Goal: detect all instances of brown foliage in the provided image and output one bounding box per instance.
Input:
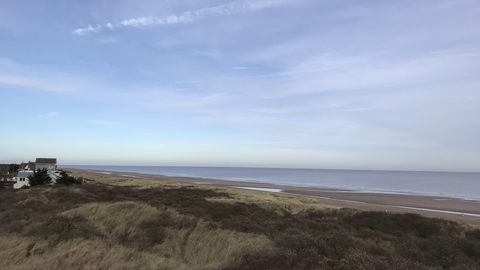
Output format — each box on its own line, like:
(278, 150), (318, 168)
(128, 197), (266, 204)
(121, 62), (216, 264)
(1, 182), (480, 269)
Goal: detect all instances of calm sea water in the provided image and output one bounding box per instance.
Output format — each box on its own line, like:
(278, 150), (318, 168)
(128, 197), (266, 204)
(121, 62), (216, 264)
(63, 165), (480, 201)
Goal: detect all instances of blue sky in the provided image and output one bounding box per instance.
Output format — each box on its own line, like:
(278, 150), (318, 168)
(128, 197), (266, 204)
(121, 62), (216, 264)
(1, 0), (479, 171)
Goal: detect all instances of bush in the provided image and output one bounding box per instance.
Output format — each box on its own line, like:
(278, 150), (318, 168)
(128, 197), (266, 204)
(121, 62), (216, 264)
(344, 211), (459, 239)
(2, 179), (480, 269)
(28, 169), (52, 186)
(466, 229), (480, 241)
(56, 171), (81, 186)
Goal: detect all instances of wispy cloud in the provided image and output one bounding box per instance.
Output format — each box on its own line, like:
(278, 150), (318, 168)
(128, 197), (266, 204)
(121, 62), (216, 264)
(72, 24), (102, 36)
(0, 74), (75, 92)
(120, 0), (292, 27)
(0, 58), (109, 94)
(238, 50), (480, 98)
(72, 0), (294, 35)
(105, 23), (115, 30)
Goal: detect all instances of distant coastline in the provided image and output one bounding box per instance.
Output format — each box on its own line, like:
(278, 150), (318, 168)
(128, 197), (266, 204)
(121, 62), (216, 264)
(63, 165), (480, 201)
(65, 168), (480, 225)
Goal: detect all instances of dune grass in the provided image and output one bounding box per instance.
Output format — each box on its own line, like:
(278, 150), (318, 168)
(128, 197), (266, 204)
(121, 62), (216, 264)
(66, 169), (188, 189)
(1, 171), (480, 269)
(67, 168), (329, 215)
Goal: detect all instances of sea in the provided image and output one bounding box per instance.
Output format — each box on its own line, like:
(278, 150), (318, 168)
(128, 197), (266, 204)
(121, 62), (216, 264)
(63, 166), (480, 201)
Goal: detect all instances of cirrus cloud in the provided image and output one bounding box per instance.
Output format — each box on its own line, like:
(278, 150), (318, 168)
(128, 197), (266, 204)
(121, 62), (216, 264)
(72, 0), (295, 35)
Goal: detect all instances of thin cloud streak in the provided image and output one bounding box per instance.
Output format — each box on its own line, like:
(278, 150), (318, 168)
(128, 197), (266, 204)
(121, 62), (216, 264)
(246, 51), (480, 98)
(0, 74), (75, 92)
(72, 24), (102, 36)
(72, 0), (294, 35)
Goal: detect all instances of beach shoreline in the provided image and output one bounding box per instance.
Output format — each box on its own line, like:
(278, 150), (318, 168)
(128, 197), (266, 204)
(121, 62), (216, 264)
(64, 168), (480, 225)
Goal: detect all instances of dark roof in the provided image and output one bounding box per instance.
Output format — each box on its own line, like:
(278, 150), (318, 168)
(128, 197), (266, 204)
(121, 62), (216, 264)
(17, 171), (34, 178)
(35, 158), (57, 164)
(19, 162), (36, 169)
(1, 174), (16, 178)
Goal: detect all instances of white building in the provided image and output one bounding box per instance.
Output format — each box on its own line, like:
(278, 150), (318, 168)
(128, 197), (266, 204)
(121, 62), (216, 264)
(35, 158), (57, 172)
(13, 171), (34, 189)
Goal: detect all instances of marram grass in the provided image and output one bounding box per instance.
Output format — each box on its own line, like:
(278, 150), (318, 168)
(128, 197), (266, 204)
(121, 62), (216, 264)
(0, 171), (479, 269)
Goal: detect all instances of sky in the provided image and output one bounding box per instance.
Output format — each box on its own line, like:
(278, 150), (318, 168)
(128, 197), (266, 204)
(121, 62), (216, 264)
(1, 0), (479, 171)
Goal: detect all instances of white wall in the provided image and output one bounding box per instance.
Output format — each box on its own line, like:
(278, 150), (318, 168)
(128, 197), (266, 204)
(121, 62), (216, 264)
(13, 177), (30, 189)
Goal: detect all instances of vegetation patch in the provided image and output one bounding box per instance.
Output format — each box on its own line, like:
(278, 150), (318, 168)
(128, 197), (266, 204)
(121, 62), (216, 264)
(1, 177), (480, 269)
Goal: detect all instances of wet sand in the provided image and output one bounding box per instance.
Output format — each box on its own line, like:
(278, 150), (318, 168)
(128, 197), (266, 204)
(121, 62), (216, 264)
(67, 168), (480, 225)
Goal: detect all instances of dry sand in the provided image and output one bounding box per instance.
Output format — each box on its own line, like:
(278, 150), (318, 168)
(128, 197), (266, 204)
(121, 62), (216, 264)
(68, 168), (480, 225)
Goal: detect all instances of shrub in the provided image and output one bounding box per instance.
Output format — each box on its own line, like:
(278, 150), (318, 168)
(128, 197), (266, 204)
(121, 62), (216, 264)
(56, 171), (81, 186)
(28, 169), (51, 186)
(344, 211), (459, 239)
(2, 179), (480, 269)
(274, 229), (328, 255)
(466, 229), (480, 241)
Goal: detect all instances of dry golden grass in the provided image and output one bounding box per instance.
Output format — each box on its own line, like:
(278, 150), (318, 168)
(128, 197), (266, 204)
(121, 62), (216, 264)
(67, 170), (166, 188)
(0, 236), (188, 270)
(182, 221), (272, 268)
(0, 198), (273, 270)
(67, 169), (193, 189)
(67, 168), (333, 214)
(59, 201), (272, 269)
(5, 170), (477, 269)
(0, 231), (271, 270)
(206, 188), (333, 214)
(62, 202), (160, 236)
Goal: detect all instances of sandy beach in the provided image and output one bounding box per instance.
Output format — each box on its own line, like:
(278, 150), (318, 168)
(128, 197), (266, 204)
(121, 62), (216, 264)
(67, 168), (480, 225)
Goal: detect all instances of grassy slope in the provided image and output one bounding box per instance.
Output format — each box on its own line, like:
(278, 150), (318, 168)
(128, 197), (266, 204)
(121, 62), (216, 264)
(0, 172), (479, 270)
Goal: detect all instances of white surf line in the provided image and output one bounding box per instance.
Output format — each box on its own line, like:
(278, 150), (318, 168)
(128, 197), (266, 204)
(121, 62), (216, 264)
(234, 187), (284, 193)
(282, 191), (369, 205)
(120, 174), (149, 179)
(281, 192), (480, 218)
(392, 206), (480, 218)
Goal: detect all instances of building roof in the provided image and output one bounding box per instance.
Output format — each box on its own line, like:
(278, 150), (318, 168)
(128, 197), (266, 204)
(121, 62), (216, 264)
(35, 158), (57, 164)
(17, 171), (34, 178)
(19, 162), (36, 169)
